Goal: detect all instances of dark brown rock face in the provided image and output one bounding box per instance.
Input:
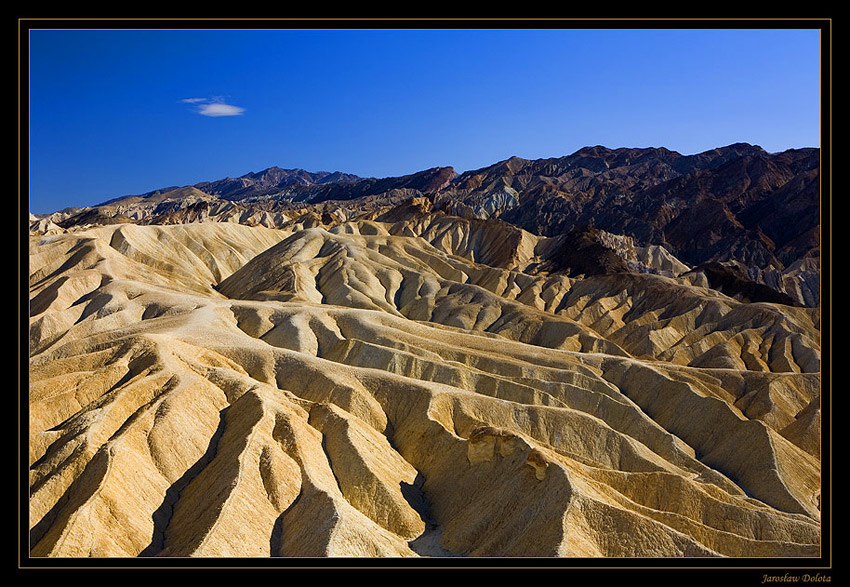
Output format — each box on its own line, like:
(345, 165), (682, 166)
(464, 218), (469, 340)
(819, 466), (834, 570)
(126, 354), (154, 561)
(536, 226), (632, 277)
(466, 144), (819, 273)
(686, 261), (800, 306)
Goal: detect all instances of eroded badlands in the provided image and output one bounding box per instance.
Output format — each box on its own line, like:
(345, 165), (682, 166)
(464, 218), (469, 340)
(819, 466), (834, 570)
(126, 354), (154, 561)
(27, 212), (822, 558)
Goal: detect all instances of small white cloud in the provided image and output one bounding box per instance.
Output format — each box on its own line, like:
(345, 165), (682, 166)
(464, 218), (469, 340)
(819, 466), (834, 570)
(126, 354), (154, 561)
(180, 97), (245, 117)
(198, 102), (245, 117)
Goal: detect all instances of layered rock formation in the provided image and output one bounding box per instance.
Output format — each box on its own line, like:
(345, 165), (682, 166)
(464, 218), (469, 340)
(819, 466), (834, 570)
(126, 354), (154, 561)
(27, 191), (823, 558)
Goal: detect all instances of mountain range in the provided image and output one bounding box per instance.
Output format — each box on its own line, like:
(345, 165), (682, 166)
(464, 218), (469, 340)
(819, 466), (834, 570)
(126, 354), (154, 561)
(34, 142), (821, 307)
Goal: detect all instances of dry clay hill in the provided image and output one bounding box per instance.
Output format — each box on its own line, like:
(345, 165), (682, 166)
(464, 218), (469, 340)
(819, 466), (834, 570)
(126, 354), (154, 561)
(27, 147), (824, 559)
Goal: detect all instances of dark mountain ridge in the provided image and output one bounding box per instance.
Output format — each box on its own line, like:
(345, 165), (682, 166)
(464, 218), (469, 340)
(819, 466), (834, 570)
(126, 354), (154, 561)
(46, 142), (820, 306)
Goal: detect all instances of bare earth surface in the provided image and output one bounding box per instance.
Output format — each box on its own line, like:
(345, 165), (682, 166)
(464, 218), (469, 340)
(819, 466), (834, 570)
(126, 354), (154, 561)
(27, 208), (822, 558)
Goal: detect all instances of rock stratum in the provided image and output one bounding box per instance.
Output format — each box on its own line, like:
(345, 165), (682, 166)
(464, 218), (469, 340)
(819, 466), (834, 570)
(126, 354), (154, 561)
(26, 145), (825, 560)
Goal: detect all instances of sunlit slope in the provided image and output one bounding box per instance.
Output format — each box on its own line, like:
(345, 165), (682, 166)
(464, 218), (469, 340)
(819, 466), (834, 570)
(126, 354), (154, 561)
(28, 220), (821, 558)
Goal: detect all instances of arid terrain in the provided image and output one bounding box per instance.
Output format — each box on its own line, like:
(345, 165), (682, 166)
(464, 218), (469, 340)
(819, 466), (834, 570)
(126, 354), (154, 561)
(26, 144), (824, 559)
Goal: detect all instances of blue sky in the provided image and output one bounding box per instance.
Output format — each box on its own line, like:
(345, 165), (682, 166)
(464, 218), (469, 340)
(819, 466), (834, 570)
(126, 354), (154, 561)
(28, 26), (824, 214)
